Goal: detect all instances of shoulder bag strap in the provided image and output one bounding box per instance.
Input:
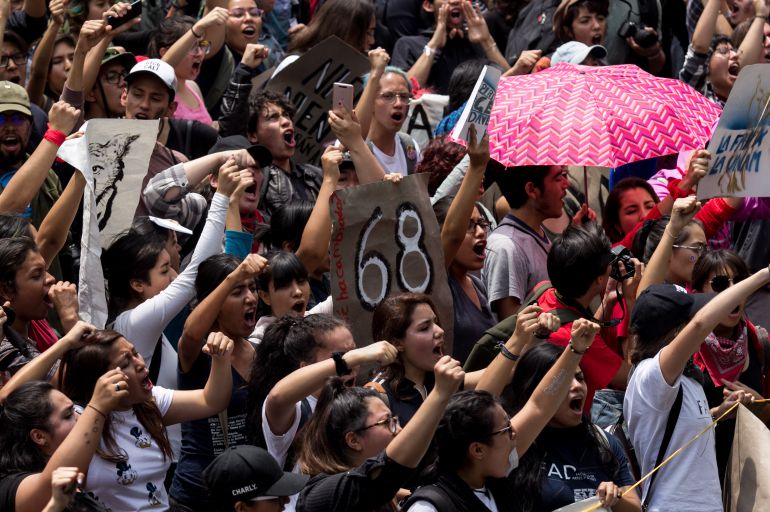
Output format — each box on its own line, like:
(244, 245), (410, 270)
(148, 335), (163, 386)
(642, 385), (683, 510)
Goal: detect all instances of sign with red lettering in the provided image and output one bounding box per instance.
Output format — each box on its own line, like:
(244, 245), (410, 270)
(266, 36), (369, 165)
(330, 174), (454, 350)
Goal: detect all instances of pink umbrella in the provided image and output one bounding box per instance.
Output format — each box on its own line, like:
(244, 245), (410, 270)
(488, 63), (722, 168)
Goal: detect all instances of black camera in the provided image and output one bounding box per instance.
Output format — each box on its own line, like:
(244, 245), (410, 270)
(617, 20), (658, 49)
(610, 245), (635, 281)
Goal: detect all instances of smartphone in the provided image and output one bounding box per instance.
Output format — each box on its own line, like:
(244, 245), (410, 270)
(107, 0), (142, 29)
(332, 82), (354, 113)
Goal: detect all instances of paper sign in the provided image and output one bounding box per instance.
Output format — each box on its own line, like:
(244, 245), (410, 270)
(551, 496), (609, 512)
(266, 36), (369, 165)
(698, 65), (770, 200)
(57, 119), (158, 328)
(400, 93), (448, 149)
(329, 173), (454, 350)
(449, 65), (502, 144)
(724, 404), (770, 511)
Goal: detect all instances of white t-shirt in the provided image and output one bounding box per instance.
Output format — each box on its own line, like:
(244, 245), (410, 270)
(370, 134), (421, 176)
(249, 296), (333, 344)
(80, 386), (175, 511)
(624, 353), (721, 511)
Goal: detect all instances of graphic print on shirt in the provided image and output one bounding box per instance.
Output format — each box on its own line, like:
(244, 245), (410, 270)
(146, 482), (161, 505)
(546, 463), (600, 502)
(116, 460), (138, 485)
(130, 426), (152, 448)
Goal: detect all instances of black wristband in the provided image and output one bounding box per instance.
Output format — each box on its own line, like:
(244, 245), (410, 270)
(569, 341), (587, 355)
(497, 342), (520, 362)
(332, 351), (351, 376)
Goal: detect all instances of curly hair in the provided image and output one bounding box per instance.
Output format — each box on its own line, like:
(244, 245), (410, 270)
(414, 137), (467, 195)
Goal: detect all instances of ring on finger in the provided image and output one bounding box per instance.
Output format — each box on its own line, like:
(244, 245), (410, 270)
(115, 383), (121, 391)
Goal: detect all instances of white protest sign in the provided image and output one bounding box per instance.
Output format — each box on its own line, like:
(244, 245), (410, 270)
(449, 65), (502, 144)
(57, 119), (158, 327)
(400, 93), (448, 149)
(698, 65), (770, 200)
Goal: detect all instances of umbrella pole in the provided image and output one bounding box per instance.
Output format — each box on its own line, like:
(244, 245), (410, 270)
(583, 165), (588, 208)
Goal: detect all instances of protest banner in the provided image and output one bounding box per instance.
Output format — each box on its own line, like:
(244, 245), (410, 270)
(266, 36), (369, 165)
(724, 404), (770, 511)
(449, 65), (502, 144)
(400, 93), (448, 149)
(57, 119), (158, 327)
(699, 64), (770, 200)
(329, 173), (454, 350)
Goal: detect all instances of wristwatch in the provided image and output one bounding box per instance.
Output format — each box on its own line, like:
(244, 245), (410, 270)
(332, 352), (351, 376)
(423, 45), (439, 59)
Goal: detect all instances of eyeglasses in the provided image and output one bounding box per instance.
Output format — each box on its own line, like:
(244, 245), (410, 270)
(0, 113), (28, 126)
(0, 52), (26, 69)
(378, 91), (411, 104)
(673, 243), (707, 254)
(229, 6), (264, 18)
(102, 70), (128, 85)
(713, 45), (737, 56)
(467, 218), (491, 233)
(358, 415), (400, 434)
(710, 274), (747, 293)
(190, 40), (211, 55)
(489, 424), (515, 440)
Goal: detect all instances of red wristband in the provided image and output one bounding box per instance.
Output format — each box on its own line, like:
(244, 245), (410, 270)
(667, 178), (694, 199)
(44, 125), (66, 147)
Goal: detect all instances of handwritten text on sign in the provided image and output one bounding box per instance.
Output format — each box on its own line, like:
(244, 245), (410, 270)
(267, 36), (369, 165)
(330, 174), (454, 349)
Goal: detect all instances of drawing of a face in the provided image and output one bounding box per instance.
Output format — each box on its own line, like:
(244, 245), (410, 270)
(116, 460), (138, 485)
(130, 425), (152, 448)
(90, 133), (140, 231)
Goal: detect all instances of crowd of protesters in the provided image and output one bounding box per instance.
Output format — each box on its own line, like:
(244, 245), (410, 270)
(0, 0), (769, 510)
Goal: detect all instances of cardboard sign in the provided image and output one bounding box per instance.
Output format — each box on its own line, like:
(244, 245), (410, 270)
(57, 119), (158, 328)
(329, 173), (454, 350)
(724, 404), (770, 511)
(450, 65), (502, 144)
(400, 93), (448, 149)
(266, 36), (369, 165)
(699, 65), (770, 199)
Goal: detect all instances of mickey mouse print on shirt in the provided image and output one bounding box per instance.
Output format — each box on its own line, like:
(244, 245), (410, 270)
(116, 460), (138, 485)
(130, 426), (152, 448)
(146, 482), (162, 506)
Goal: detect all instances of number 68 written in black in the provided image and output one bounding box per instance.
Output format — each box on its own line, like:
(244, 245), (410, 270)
(354, 202), (434, 311)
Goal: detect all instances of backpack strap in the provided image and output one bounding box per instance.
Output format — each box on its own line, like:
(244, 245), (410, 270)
(643, 385), (683, 510)
(402, 484), (458, 511)
(396, 132), (418, 175)
(148, 336), (163, 386)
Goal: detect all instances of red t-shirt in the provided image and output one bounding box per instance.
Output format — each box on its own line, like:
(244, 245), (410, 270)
(536, 287), (623, 413)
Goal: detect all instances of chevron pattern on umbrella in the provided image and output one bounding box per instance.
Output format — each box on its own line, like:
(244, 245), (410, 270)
(488, 63), (723, 168)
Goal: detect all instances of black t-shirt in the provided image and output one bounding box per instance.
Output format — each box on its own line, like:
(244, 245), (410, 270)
(0, 472), (30, 511)
(448, 274), (497, 365)
(534, 426), (634, 510)
(167, 119), (220, 160)
(170, 353), (250, 508)
(391, 32), (485, 95)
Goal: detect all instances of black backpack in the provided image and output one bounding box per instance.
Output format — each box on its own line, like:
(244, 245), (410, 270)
(504, 0), (561, 65)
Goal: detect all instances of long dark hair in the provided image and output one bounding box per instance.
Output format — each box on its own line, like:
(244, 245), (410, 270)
(371, 293), (440, 399)
(289, 0), (374, 53)
(269, 202), (313, 251)
(297, 378), (381, 475)
(0, 381), (55, 476)
(631, 216), (703, 263)
(602, 177), (659, 243)
(508, 343), (620, 512)
(195, 254), (241, 303)
(58, 330), (173, 462)
(102, 230), (166, 320)
(434, 390), (499, 474)
(691, 249), (750, 292)
(245, 314), (347, 447)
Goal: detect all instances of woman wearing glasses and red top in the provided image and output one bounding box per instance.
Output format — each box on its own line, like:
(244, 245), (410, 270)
(691, 249), (770, 481)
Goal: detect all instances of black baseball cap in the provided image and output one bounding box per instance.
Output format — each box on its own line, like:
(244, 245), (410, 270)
(208, 135), (273, 168)
(203, 446), (308, 506)
(631, 284), (715, 341)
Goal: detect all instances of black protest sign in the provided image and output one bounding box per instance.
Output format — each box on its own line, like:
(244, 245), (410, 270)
(329, 174), (454, 350)
(267, 36), (369, 165)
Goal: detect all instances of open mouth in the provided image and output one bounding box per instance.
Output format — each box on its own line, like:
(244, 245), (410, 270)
(432, 343), (444, 356)
(1, 134), (20, 152)
(568, 396), (584, 413)
(591, 34), (602, 45)
(728, 61), (740, 78)
(472, 240), (486, 256)
(449, 7), (462, 24)
(134, 112), (149, 120)
(192, 61), (201, 73)
(142, 374), (153, 391)
(391, 112), (404, 122)
(242, 25), (257, 37)
(42, 293), (54, 309)
(283, 129), (296, 147)
(244, 307), (257, 328)
(291, 301), (306, 314)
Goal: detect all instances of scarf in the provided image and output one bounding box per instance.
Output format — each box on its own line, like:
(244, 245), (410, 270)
(694, 322), (749, 385)
(240, 210), (265, 254)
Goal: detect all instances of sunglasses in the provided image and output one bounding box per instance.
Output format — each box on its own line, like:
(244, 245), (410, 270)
(710, 274), (747, 293)
(0, 113), (28, 126)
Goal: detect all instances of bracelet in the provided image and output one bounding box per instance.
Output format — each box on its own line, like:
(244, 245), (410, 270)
(568, 341), (587, 355)
(755, 15), (768, 20)
(497, 341), (520, 362)
(87, 403), (107, 419)
(667, 178), (694, 200)
(44, 126), (66, 147)
(331, 351), (351, 376)
(191, 26), (203, 39)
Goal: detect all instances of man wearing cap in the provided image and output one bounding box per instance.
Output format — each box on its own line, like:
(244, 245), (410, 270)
(0, 82), (79, 229)
(83, 48), (137, 119)
(203, 445), (308, 512)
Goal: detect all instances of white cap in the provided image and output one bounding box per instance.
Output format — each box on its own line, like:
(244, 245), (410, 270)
(126, 59), (177, 99)
(551, 41), (607, 65)
(149, 216), (193, 235)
